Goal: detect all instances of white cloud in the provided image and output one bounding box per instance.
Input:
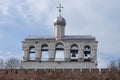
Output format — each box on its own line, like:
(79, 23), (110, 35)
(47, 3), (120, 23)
(16, 0), (51, 23)
(0, 0), (10, 15)
(0, 50), (21, 60)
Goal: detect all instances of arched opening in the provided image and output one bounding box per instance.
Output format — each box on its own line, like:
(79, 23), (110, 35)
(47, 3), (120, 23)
(84, 45), (91, 62)
(29, 46), (36, 60)
(55, 43), (64, 61)
(41, 44), (49, 61)
(70, 44), (78, 61)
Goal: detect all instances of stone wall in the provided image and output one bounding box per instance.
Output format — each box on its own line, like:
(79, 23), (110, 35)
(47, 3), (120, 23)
(0, 69), (119, 80)
(21, 61), (97, 69)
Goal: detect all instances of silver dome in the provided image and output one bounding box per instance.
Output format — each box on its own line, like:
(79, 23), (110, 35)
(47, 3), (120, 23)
(53, 16), (66, 26)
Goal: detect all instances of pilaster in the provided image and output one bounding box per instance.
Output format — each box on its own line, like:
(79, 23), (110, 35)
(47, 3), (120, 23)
(91, 47), (97, 61)
(35, 48), (41, 61)
(48, 44), (55, 61)
(22, 48), (29, 61)
(48, 49), (55, 61)
(78, 47), (84, 61)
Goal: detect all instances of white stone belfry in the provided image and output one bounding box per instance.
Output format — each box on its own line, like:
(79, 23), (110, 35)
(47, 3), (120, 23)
(21, 3), (98, 69)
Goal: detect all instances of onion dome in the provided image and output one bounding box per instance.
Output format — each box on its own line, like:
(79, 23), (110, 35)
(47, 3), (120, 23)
(53, 16), (66, 26)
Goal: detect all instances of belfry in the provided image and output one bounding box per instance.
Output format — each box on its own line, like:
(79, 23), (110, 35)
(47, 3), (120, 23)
(21, 3), (98, 69)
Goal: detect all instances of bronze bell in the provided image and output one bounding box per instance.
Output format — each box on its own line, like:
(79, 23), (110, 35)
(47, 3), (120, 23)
(72, 54), (76, 57)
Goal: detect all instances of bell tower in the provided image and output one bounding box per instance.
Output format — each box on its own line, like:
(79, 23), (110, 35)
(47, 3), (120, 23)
(53, 4), (66, 40)
(21, 2), (98, 69)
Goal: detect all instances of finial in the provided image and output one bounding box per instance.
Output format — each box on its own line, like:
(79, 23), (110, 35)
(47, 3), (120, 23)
(57, 3), (63, 16)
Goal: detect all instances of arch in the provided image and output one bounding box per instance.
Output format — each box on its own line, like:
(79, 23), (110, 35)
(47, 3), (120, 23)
(84, 45), (91, 51)
(41, 44), (49, 61)
(84, 45), (91, 62)
(29, 46), (36, 60)
(55, 43), (64, 61)
(70, 44), (78, 61)
(41, 44), (49, 51)
(56, 42), (64, 50)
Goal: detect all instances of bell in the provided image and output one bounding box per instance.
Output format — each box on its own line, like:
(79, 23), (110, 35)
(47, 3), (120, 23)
(72, 54), (76, 57)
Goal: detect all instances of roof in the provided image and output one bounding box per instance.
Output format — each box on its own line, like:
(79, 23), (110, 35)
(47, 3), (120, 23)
(25, 35), (55, 40)
(63, 35), (95, 40)
(25, 35), (95, 40)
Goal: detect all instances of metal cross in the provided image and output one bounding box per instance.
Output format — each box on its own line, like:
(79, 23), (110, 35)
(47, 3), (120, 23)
(57, 3), (63, 16)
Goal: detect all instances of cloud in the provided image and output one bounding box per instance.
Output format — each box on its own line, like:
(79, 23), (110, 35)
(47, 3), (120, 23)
(0, 0), (10, 15)
(0, 50), (21, 60)
(15, 0), (54, 25)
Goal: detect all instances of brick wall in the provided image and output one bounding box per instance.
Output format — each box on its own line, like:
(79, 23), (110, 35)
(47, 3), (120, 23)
(0, 69), (119, 80)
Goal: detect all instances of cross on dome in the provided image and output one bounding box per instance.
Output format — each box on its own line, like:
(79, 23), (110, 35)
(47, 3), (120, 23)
(57, 3), (63, 16)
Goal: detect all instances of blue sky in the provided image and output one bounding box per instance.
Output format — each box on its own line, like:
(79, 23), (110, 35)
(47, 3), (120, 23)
(0, 0), (120, 68)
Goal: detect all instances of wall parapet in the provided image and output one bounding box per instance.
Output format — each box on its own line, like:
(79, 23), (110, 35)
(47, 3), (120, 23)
(0, 69), (119, 80)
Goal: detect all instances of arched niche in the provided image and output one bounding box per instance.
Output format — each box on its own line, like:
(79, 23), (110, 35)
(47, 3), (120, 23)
(55, 43), (64, 61)
(70, 44), (78, 61)
(41, 44), (49, 61)
(84, 45), (91, 62)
